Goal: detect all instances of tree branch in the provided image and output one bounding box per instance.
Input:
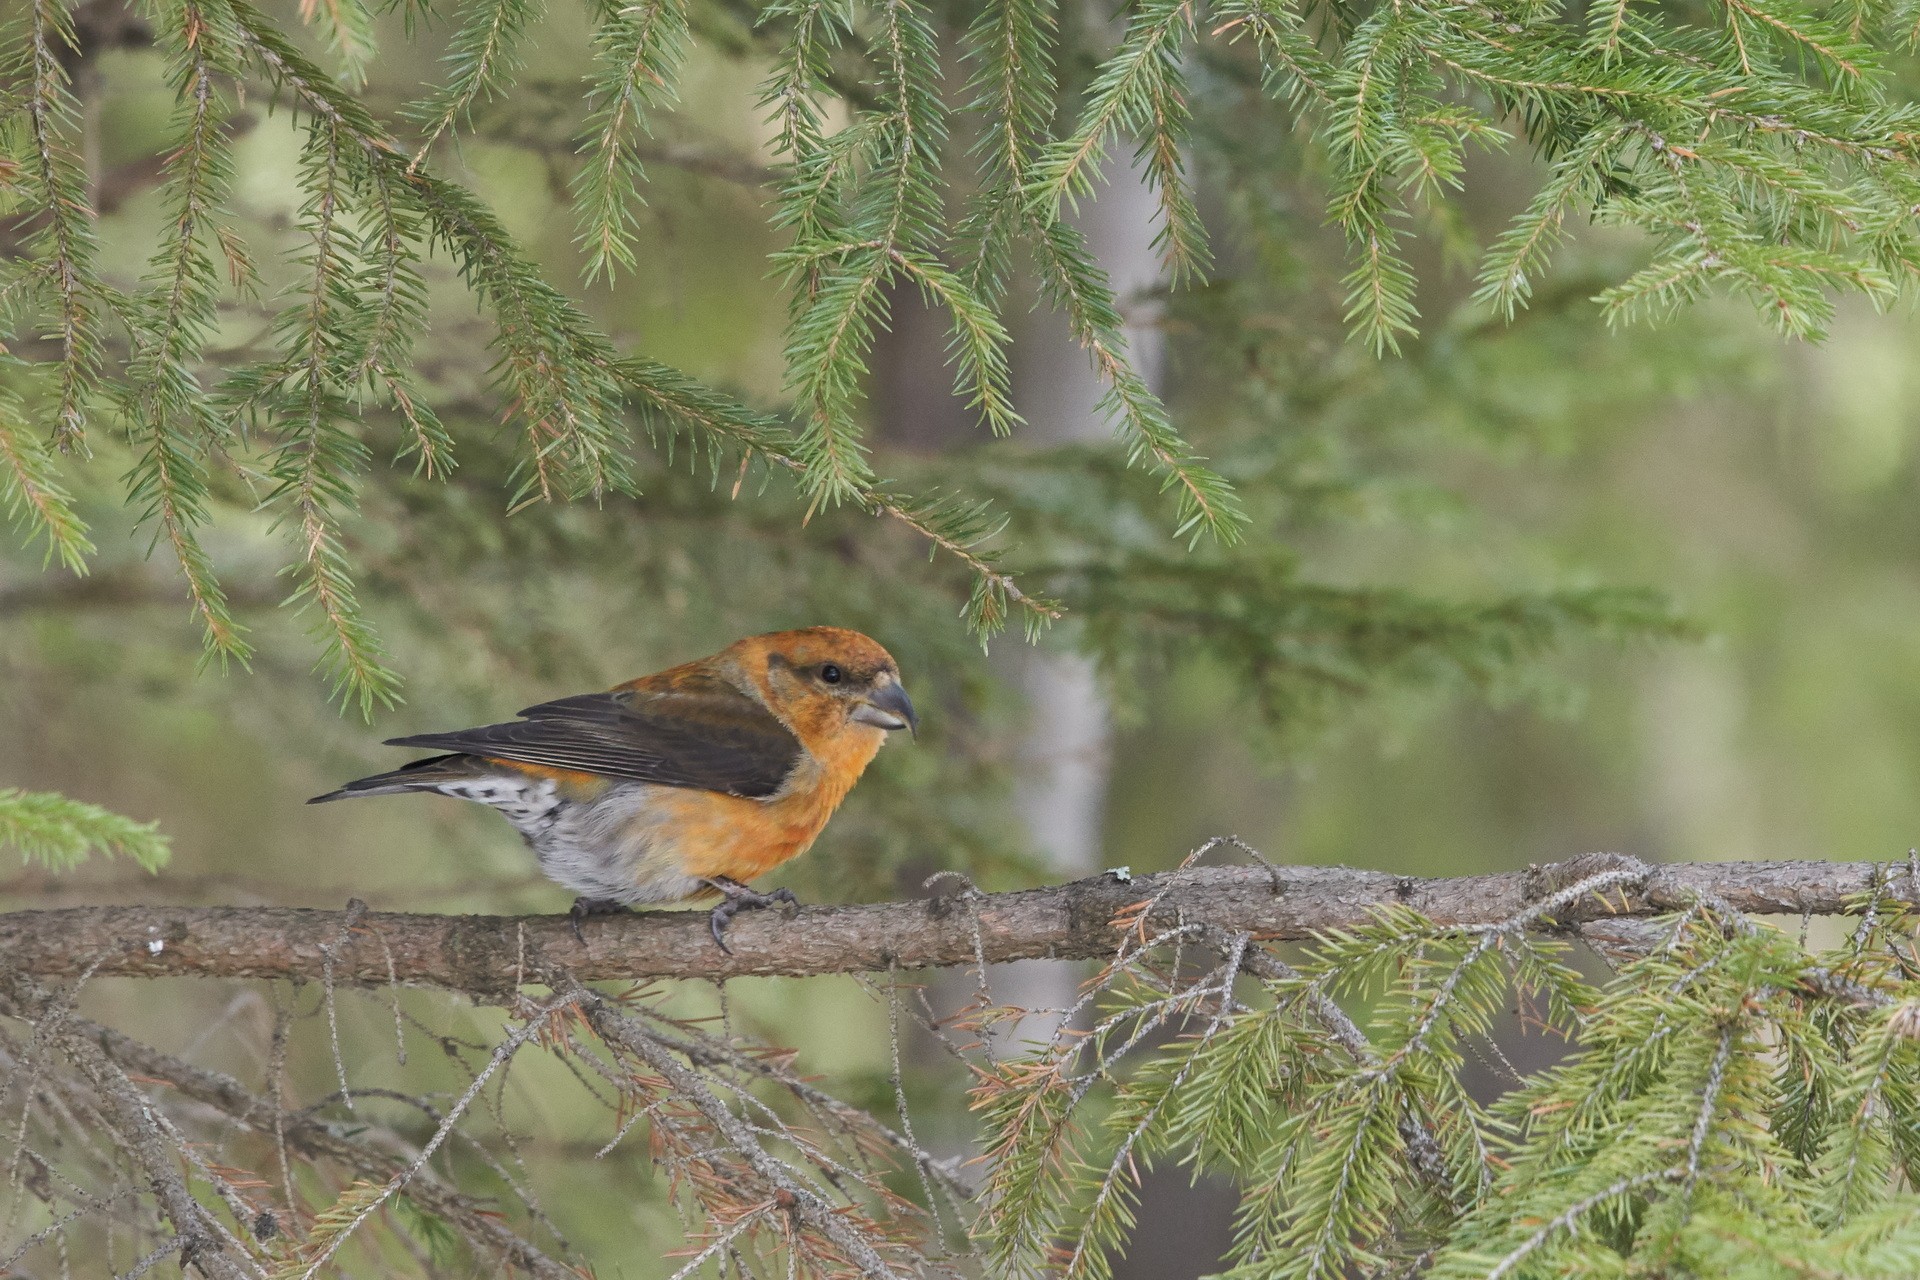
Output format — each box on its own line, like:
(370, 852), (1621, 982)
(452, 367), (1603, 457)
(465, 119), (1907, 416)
(34, 1001), (257, 1279)
(565, 979), (910, 1279)
(0, 972), (584, 1280)
(0, 856), (1900, 989)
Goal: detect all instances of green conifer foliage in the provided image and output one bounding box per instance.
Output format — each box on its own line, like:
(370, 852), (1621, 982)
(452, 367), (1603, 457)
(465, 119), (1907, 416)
(8, 0), (1908, 711)
(0, 787), (170, 871)
(974, 871), (1920, 1279)
(8, 2), (1920, 1274)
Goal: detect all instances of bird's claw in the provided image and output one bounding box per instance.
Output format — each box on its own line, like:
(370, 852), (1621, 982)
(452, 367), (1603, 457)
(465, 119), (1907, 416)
(703, 878), (800, 954)
(569, 896), (627, 945)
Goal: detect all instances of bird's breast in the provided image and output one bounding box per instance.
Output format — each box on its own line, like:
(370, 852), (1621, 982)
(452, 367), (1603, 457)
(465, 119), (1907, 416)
(642, 732), (880, 880)
(635, 788), (816, 880)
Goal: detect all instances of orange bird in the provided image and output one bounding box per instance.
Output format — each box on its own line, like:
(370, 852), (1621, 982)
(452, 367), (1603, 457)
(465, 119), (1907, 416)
(310, 627), (917, 949)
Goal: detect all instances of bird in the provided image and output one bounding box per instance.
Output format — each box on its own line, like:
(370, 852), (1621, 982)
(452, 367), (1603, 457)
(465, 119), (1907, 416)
(309, 627), (918, 950)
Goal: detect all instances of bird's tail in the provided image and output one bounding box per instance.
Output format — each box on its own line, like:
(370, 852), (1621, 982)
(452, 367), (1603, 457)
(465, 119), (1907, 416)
(307, 754), (484, 804)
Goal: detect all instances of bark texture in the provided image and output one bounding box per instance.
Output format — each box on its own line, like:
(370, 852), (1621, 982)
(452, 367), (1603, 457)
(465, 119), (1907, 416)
(0, 854), (1898, 989)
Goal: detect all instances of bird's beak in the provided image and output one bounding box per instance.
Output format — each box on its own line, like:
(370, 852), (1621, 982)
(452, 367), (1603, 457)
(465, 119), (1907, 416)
(851, 679), (919, 736)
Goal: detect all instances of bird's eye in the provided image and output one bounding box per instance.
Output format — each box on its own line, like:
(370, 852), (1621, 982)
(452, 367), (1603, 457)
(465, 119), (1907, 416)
(819, 663), (843, 685)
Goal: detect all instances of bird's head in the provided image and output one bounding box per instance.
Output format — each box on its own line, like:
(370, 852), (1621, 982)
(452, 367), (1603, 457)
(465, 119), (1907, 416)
(732, 627), (919, 742)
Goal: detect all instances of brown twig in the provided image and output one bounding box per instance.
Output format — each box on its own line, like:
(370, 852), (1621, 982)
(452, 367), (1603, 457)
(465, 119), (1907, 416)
(0, 973), (583, 1280)
(34, 1007), (257, 1279)
(564, 979), (911, 1280)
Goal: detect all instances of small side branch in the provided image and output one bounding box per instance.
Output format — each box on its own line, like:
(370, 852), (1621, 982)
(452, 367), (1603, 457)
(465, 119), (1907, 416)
(566, 980), (909, 1279)
(0, 973), (582, 1280)
(36, 1007), (256, 1279)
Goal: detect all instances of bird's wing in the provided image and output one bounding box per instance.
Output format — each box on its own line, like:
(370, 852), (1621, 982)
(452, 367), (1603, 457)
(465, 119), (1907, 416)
(384, 677), (802, 798)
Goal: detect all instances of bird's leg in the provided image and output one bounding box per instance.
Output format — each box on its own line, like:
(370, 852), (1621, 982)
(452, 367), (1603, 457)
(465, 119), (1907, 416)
(700, 877), (800, 954)
(569, 896), (628, 945)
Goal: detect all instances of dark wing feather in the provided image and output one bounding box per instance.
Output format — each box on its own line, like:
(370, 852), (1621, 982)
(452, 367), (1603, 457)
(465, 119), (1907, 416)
(384, 682), (801, 798)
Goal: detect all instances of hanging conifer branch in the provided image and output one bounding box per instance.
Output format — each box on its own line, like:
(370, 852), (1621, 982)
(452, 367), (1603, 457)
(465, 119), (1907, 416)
(1030, 0), (1208, 279)
(16, 0), (102, 456)
(0, 382), (91, 572)
(573, 0), (692, 281)
(266, 118), (399, 713)
(121, 0), (251, 667)
(345, 177), (448, 477)
(406, 0), (544, 165)
(301, 0), (378, 84)
(7, 0), (1920, 694)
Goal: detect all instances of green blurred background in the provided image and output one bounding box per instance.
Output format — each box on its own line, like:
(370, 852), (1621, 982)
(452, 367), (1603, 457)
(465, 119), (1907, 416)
(8, 1), (1920, 1273)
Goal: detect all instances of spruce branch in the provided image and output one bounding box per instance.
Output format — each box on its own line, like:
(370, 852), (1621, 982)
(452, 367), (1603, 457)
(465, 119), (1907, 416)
(0, 377), (91, 571)
(886, 251), (1021, 437)
(1478, 1168), (1682, 1280)
(979, 0), (1056, 177)
(231, 2), (632, 506)
(229, 0), (1030, 630)
(772, 0), (955, 509)
(260, 117), (400, 716)
(406, 0), (543, 166)
(0, 973), (585, 1278)
(1211, 0), (1336, 106)
(9, 855), (1920, 1280)
(572, 0), (691, 282)
(13, 0), (103, 454)
(613, 357), (1061, 635)
(346, 171), (449, 478)
(277, 992), (575, 1279)
(1028, 0), (1208, 279)
(1814, 999), (1913, 1223)
(758, 0), (851, 180)
(1029, 219), (1246, 544)
(952, 0), (1054, 313)
(297, 0), (377, 85)
(569, 979), (913, 1280)
(1058, 936), (1250, 1280)
(19, 0), (1920, 710)
(1476, 124), (1633, 319)
(121, 0), (252, 669)
(41, 1013), (257, 1280)
(0, 788), (170, 874)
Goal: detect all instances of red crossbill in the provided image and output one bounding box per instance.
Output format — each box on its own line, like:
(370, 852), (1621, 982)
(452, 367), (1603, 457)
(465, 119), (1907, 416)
(310, 627), (917, 949)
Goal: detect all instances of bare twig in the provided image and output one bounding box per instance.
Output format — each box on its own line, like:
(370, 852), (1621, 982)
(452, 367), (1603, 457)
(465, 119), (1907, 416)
(0, 974), (583, 1280)
(285, 992), (573, 1279)
(564, 979), (910, 1280)
(34, 1002), (256, 1279)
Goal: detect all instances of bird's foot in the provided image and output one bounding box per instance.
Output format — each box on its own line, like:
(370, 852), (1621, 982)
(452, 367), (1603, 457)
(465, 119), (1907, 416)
(701, 877), (800, 954)
(569, 896), (629, 945)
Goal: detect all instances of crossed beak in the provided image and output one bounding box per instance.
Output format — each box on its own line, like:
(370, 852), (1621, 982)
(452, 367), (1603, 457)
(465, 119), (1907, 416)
(851, 679), (919, 736)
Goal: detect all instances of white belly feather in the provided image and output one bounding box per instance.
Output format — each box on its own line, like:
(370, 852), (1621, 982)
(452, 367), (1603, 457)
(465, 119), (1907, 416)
(435, 775), (704, 905)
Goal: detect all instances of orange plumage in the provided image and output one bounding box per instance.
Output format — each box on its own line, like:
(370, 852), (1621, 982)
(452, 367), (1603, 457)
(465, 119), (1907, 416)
(311, 627), (917, 947)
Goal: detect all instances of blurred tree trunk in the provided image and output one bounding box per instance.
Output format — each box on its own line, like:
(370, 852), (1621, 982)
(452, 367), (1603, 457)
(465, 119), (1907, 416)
(876, 148), (1239, 1278)
(986, 160), (1164, 1039)
(875, 158), (1162, 1000)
